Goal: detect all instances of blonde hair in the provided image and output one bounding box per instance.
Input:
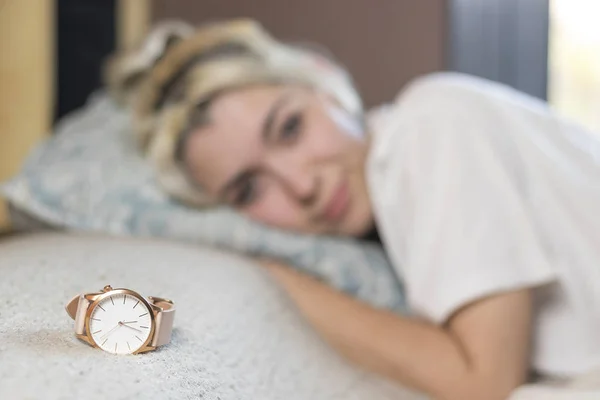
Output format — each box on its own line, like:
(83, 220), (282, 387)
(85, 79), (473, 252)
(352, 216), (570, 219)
(104, 19), (363, 206)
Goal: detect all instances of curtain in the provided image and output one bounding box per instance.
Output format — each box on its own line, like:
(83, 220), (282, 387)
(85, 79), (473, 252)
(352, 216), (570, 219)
(448, 0), (549, 100)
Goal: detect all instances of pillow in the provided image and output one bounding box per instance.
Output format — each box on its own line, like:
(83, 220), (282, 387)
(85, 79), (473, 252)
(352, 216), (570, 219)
(0, 233), (423, 399)
(0, 91), (407, 313)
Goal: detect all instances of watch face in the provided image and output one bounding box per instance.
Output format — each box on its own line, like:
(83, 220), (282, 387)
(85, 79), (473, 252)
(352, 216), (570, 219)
(88, 292), (153, 354)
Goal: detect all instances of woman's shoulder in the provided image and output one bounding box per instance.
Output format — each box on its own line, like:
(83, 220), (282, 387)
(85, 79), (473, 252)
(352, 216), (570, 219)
(392, 72), (541, 115)
(398, 71), (483, 97)
(366, 73), (487, 132)
(366, 72), (542, 190)
(367, 72), (554, 147)
(366, 73), (499, 146)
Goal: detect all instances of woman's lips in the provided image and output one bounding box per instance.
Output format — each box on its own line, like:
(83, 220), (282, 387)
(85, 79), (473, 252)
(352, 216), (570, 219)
(323, 180), (350, 223)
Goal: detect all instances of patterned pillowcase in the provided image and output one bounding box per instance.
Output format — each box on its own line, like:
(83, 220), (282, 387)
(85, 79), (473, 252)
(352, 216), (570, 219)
(1, 92), (407, 313)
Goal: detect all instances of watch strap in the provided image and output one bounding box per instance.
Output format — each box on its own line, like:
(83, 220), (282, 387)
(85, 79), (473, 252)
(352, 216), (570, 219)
(148, 296), (175, 347)
(65, 294), (81, 320)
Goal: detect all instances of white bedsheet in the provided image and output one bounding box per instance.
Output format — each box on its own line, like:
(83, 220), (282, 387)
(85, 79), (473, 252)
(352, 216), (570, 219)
(0, 233), (421, 400)
(0, 232), (596, 399)
(510, 367), (600, 399)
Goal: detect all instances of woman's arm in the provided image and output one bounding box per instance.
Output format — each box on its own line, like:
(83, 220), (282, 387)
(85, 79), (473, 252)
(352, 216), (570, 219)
(261, 260), (532, 400)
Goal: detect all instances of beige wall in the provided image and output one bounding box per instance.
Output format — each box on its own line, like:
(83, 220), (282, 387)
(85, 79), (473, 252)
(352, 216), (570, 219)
(0, 0), (55, 230)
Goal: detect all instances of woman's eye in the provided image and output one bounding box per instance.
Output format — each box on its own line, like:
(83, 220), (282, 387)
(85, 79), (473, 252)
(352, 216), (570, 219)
(279, 112), (303, 142)
(233, 178), (259, 207)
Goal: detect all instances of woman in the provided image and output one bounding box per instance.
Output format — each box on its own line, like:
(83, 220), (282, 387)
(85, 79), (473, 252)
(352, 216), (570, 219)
(108, 19), (600, 399)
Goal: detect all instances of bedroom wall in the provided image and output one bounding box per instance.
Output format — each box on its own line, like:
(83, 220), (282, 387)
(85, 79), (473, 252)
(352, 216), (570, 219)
(0, 0), (55, 231)
(151, 0), (448, 108)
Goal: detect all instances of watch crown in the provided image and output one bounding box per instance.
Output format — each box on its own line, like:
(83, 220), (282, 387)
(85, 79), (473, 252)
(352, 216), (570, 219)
(102, 285), (113, 292)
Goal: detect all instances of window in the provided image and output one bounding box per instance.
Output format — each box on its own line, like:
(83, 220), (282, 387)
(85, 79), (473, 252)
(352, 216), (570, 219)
(549, 0), (600, 132)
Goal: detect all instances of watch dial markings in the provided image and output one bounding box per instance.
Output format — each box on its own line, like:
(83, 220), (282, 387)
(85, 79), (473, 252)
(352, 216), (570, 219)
(90, 294), (152, 354)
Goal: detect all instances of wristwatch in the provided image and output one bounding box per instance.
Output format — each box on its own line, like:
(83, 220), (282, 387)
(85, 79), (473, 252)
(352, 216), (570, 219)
(65, 285), (175, 354)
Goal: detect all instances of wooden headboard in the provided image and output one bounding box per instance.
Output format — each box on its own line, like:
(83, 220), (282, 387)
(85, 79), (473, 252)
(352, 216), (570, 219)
(0, 0), (55, 231)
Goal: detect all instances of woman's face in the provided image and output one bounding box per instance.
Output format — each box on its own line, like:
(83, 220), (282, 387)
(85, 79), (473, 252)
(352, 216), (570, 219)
(182, 84), (374, 237)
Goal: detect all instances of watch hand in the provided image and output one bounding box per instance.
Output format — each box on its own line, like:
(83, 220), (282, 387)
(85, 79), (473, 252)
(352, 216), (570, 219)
(121, 321), (138, 324)
(120, 324), (143, 334)
(99, 323), (121, 342)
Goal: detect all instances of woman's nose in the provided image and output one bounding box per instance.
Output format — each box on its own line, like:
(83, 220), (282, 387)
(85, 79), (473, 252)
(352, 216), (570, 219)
(268, 159), (320, 205)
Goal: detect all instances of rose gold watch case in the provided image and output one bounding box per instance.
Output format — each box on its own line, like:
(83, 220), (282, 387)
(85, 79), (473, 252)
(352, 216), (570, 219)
(66, 286), (160, 354)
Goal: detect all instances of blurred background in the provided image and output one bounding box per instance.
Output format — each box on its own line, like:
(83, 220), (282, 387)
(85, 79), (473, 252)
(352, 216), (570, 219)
(0, 0), (599, 228)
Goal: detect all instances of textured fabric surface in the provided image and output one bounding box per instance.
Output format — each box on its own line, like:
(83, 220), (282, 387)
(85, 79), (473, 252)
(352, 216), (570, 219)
(0, 233), (423, 400)
(509, 367), (600, 400)
(0, 91), (406, 314)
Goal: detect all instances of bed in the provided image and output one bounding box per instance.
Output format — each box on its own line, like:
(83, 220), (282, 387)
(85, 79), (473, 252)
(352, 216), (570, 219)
(1, 1), (599, 399)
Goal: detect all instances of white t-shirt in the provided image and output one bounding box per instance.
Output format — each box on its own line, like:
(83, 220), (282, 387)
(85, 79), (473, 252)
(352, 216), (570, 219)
(366, 72), (600, 378)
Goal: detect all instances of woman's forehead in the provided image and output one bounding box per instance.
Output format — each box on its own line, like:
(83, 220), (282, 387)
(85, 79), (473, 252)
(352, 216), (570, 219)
(184, 87), (280, 192)
(212, 85), (304, 115)
(205, 86), (285, 149)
